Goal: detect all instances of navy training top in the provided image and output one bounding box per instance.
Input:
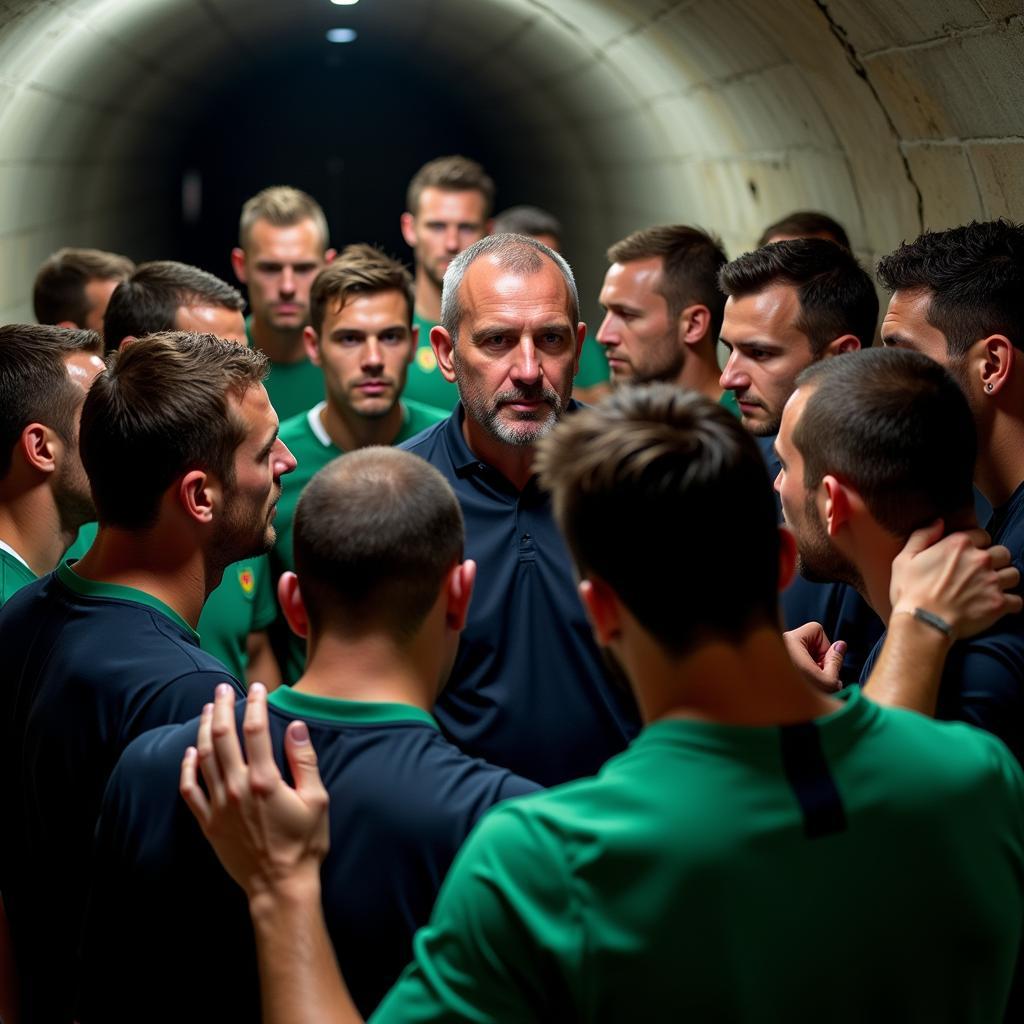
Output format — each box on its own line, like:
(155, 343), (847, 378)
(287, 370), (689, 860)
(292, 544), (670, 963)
(78, 686), (541, 1022)
(757, 434), (885, 683)
(858, 479), (1024, 765)
(0, 560), (241, 1024)
(400, 405), (641, 786)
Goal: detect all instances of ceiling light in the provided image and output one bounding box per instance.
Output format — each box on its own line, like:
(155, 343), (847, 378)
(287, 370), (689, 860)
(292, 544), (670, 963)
(326, 28), (358, 43)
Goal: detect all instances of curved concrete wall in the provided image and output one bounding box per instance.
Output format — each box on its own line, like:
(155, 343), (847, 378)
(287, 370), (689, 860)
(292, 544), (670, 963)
(1, 0), (1021, 324)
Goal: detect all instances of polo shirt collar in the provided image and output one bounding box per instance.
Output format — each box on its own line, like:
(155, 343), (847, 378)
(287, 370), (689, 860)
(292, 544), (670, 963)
(56, 560), (199, 642)
(444, 400), (583, 478)
(0, 539), (31, 571)
(268, 685), (440, 729)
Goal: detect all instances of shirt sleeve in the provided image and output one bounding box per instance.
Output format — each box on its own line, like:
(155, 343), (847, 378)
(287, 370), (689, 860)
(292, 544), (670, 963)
(940, 638), (1024, 765)
(250, 556), (278, 632)
(371, 802), (578, 1023)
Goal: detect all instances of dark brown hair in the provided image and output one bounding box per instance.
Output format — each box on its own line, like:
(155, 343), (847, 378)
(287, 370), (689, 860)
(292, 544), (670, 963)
(0, 324), (102, 478)
(33, 248), (135, 327)
(293, 447), (464, 641)
(309, 247), (414, 336)
(406, 155), (495, 218)
(536, 383), (779, 656)
(79, 332), (268, 529)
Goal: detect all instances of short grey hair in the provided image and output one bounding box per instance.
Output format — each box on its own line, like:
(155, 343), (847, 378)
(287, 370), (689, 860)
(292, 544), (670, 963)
(440, 234), (580, 343)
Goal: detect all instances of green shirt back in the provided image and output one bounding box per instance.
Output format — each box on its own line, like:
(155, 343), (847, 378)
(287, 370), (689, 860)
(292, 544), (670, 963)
(373, 688), (1024, 1023)
(0, 545), (37, 607)
(272, 399), (447, 683)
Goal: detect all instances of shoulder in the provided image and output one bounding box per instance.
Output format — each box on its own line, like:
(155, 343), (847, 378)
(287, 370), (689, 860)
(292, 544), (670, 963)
(398, 409), (453, 457)
(404, 397), (449, 428)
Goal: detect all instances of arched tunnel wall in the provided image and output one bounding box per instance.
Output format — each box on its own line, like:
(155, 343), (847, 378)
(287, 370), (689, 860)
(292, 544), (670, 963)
(1, 0), (1022, 328)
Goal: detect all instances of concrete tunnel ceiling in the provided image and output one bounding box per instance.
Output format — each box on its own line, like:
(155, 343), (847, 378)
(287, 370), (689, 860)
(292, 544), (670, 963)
(0, 0), (1022, 327)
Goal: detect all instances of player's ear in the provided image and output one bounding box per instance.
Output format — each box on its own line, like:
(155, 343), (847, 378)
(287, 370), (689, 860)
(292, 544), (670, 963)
(445, 560), (476, 631)
(579, 576), (622, 647)
(278, 572), (309, 639)
(179, 469), (215, 524)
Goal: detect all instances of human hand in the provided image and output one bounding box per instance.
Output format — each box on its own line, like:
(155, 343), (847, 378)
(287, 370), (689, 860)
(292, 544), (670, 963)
(890, 520), (1022, 640)
(783, 621), (846, 693)
(180, 682), (330, 906)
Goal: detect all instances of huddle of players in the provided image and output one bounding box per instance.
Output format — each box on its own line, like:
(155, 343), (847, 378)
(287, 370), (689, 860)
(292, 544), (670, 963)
(0, 152), (1023, 1021)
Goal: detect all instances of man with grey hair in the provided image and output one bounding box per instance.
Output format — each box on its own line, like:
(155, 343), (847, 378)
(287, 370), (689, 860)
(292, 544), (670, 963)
(231, 186), (337, 419)
(400, 233), (640, 785)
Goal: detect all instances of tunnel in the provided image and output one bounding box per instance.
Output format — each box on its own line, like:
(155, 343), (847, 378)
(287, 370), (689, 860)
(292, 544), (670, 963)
(0, 0), (1021, 329)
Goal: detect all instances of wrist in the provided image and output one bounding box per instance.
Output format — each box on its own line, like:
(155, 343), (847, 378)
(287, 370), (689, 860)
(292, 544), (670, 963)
(890, 606), (956, 650)
(247, 870), (323, 927)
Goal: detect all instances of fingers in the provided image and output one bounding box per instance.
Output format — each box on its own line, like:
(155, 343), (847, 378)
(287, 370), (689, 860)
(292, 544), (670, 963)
(243, 683), (280, 797)
(988, 545), (1014, 571)
(196, 702), (225, 805)
(900, 519), (945, 557)
(210, 683), (246, 796)
(179, 746), (211, 831)
(820, 641), (846, 692)
(285, 721), (329, 811)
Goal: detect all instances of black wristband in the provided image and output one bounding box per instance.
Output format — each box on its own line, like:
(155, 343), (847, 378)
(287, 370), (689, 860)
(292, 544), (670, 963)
(912, 607), (954, 639)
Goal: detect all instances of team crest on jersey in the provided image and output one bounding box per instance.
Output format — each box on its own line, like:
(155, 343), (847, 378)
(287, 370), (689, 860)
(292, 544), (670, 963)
(416, 346), (438, 372)
(238, 567), (255, 595)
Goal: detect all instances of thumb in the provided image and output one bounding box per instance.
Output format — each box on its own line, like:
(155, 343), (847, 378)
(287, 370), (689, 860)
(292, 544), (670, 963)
(901, 519), (944, 558)
(284, 720), (326, 802)
(822, 640), (846, 683)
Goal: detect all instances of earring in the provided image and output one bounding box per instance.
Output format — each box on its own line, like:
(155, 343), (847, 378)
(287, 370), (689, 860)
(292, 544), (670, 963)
(985, 382), (994, 393)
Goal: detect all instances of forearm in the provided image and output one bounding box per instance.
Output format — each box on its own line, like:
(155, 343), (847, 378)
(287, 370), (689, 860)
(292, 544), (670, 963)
(250, 878), (363, 1024)
(862, 611), (954, 715)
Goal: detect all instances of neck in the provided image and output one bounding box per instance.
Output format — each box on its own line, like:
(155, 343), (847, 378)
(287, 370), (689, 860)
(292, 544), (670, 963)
(675, 348), (724, 402)
(975, 410), (1024, 507)
(295, 630), (439, 712)
(413, 269), (442, 324)
(0, 486), (74, 577)
(71, 525), (217, 628)
(321, 401), (405, 453)
(462, 414), (536, 491)
(627, 623), (841, 726)
(249, 317), (307, 366)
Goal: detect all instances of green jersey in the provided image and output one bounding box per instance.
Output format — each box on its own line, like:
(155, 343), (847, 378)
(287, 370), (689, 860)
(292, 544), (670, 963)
(245, 316), (324, 422)
(273, 399), (448, 683)
(0, 542), (37, 607)
(404, 313), (460, 411)
(64, 523), (274, 684)
(574, 334), (610, 388)
(373, 687), (1024, 1023)
(719, 387), (741, 418)
(199, 556), (276, 684)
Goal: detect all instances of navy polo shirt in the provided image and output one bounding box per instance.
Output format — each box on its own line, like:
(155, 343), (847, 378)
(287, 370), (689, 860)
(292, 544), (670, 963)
(0, 561), (241, 1024)
(860, 479), (1024, 764)
(400, 405), (641, 786)
(757, 434), (885, 683)
(79, 686), (540, 1022)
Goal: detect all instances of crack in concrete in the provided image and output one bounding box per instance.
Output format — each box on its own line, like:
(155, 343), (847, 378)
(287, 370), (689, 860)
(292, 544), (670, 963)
(813, 0), (925, 231)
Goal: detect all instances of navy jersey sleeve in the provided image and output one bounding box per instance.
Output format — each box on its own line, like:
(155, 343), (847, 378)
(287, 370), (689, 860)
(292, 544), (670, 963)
(940, 638), (1024, 765)
(121, 669), (244, 747)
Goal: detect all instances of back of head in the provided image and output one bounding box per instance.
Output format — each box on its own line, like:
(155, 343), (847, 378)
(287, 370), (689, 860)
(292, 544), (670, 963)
(0, 324), (102, 479)
(239, 185), (330, 252)
(492, 206), (562, 245)
(758, 211), (851, 250)
(794, 348), (976, 535)
(33, 248), (135, 326)
(102, 261), (244, 354)
(535, 383), (780, 656)
(440, 233), (579, 343)
(719, 239), (878, 354)
(293, 447), (464, 641)
(310, 246), (414, 335)
(79, 332), (268, 529)
(406, 155), (496, 218)
(607, 225), (728, 340)
(876, 219), (1024, 357)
